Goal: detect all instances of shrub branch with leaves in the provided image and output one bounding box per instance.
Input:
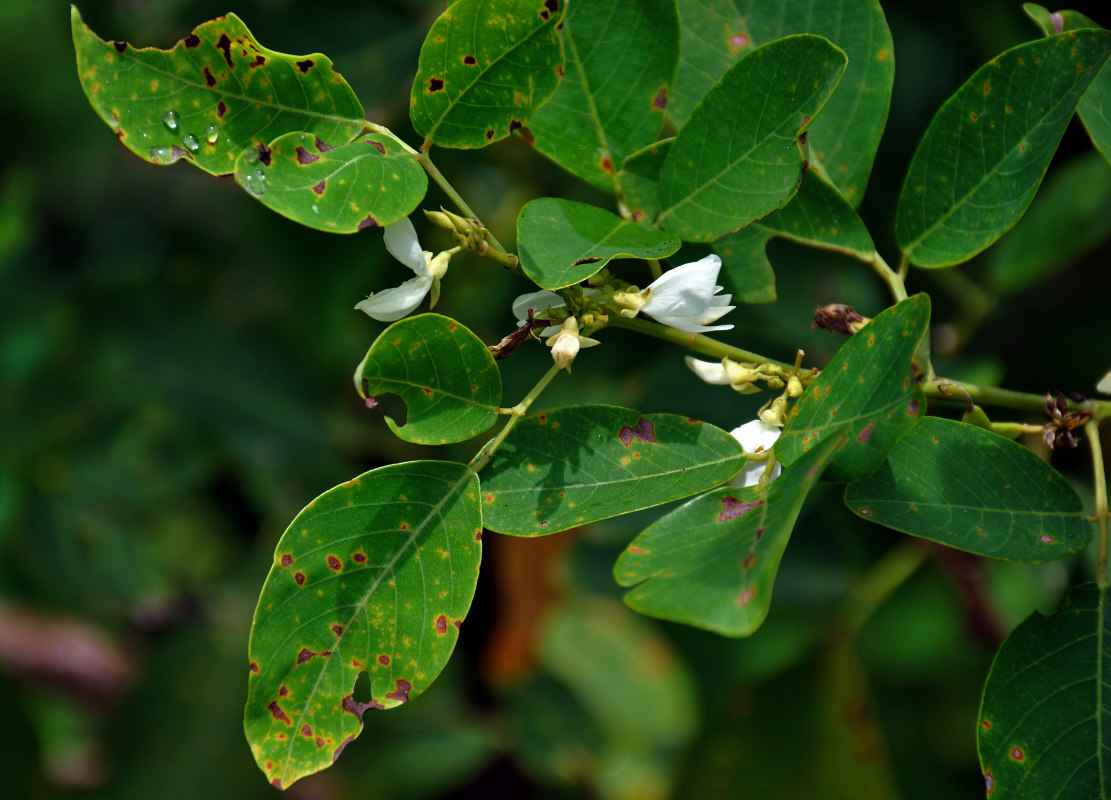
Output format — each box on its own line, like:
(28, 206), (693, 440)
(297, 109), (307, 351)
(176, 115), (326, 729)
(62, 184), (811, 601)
(74, 0), (1111, 795)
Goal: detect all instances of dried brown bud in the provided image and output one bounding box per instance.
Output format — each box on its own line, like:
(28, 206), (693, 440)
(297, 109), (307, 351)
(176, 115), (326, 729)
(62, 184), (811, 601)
(813, 303), (867, 335)
(1042, 391), (1092, 449)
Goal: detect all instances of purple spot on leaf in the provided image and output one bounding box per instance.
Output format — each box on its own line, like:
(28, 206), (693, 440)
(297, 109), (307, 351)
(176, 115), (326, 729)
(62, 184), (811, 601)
(719, 496), (763, 522)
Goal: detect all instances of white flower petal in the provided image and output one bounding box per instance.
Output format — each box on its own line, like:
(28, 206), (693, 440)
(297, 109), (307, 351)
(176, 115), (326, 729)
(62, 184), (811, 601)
(641, 254), (722, 318)
(383, 217), (433, 277)
(512, 289), (565, 323)
(649, 314), (733, 333)
(685, 356), (731, 385)
(1098, 368), (1111, 395)
(729, 419), (782, 487)
(354, 275), (433, 322)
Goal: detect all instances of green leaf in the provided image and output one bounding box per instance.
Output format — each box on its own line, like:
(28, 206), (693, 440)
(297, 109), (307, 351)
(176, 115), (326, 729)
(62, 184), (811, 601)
(1025, 5), (1111, 166)
(480, 405), (745, 536)
(845, 417), (1091, 561)
(987, 151), (1111, 294)
(618, 138), (672, 223)
(233, 131), (427, 232)
(526, 0), (679, 192)
(72, 7), (365, 177)
(409, 0), (566, 149)
(354, 314), (502, 445)
(670, 0), (894, 205)
(245, 461), (482, 789)
(657, 34), (847, 242)
(516, 198), (682, 289)
(713, 169), (877, 303)
(777, 294), (930, 483)
(978, 582), (1111, 798)
(895, 29), (1111, 267)
(620, 146), (873, 302)
(616, 426), (848, 636)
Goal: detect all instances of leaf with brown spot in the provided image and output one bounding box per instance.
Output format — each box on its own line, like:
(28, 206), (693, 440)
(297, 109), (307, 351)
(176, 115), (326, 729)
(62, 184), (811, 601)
(410, 0), (566, 148)
(671, 0), (894, 208)
(246, 461), (482, 788)
(233, 130), (426, 232)
(844, 416), (1090, 562)
(526, 0), (679, 192)
(482, 406), (745, 536)
(354, 314), (502, 445)
(616, 427), (848, 636)
(72, 7), (364, 177)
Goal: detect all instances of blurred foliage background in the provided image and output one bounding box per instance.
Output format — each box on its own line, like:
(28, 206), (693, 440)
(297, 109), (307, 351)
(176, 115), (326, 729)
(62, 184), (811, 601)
(3, 0), (1111, 797)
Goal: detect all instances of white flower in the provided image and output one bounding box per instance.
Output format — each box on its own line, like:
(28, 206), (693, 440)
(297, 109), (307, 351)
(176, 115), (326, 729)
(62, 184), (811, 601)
(729, 419), (782, 488)
(1098, 368), (1111, 395)
(640, 254), (735, 333)
(685, 356), (731, 385)
(512, 289), (565, 337)
(355, 217), (450, 322)
(547, 317), (599, 371)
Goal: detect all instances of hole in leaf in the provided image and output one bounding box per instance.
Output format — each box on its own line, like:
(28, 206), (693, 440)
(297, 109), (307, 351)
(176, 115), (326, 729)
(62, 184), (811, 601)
(371, 392), (408, 428)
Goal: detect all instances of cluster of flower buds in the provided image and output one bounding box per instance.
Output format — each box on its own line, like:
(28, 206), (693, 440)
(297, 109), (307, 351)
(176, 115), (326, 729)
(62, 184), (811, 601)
(685, 355), (814, 397)
(424, 207), (492, 256)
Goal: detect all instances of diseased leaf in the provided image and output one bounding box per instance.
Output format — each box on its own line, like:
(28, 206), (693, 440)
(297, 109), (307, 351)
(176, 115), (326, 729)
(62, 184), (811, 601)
(72, 7), (364, 176)
(1025, 5), (1111, 166)
(354, 314), (502, 445)
(987, 151), (1111, 294)
(616, 426), (848, 636)
(845, 417), (1091, 561)
(245, 461), (482, 789)
(527, 0), (679, 192)
(978, 583), (1111, 798)
(234, 131), (427, 232)
(895, 29), (1111, 267)
(670, 0), (894, 205)
(409, 0), (566, 149)
(777, 294), (930, 483)
(657, 34), (847, 242)
(517, 198), (681, 290)
(480, 406), (745, 536)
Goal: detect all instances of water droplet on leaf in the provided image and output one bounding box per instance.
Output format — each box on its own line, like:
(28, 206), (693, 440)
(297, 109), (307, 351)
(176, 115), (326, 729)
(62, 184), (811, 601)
(205, 126), (219, 145)
(182, 134), (200, 152)
(162, 110), (179, 131)
(149, 146), (174, 164)
(243, 169), (267, 197)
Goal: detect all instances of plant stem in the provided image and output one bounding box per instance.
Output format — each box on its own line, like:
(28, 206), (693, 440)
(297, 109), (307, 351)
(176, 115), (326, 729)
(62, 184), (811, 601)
(413, 151), (519, 271)
(604, 314), (796, 371)
(863, 250), (908, 303)
(843, 541), (928, 636)
(923, 377), (1111, 419)
(361, 121), (520, 272)
(468, 364), (563, 474)
(1088, 419), (1109, 589)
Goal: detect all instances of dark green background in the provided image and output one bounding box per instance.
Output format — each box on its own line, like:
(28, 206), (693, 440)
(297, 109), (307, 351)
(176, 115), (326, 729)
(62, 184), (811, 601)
(3, 1), (1110, 797)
